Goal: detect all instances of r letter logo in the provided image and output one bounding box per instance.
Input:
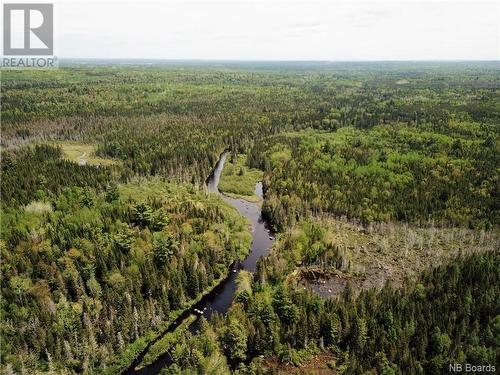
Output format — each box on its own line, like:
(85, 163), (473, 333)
(3, 3), (53, 55)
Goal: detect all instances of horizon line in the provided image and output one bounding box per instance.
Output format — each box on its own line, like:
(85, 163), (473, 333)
(57, 58), (500, 64)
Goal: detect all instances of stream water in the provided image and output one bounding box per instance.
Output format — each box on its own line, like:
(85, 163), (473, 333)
(124, 151), (274, 374)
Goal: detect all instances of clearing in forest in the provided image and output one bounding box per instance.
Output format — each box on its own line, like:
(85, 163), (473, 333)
(58, 142), (118, 166)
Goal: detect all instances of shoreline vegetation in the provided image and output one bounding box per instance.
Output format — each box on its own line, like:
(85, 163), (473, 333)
(107, 268), (233, 375)
(112, 156), (258, 374)
(107, 178), (252, 375)
(137, 314), (197, 369)
(218, 154), (263, 202)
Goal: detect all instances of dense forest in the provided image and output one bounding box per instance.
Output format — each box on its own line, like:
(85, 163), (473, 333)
(1, 62), (499, 374)
(248, 122), (498, 230)
(160, 250), (499, 375)
(1, 147), (250, 373)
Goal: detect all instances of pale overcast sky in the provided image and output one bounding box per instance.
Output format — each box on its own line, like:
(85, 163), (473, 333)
(51, 0), (500, 60)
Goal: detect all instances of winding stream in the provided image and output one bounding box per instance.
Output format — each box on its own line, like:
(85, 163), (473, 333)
(124, 151), (274, 374)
